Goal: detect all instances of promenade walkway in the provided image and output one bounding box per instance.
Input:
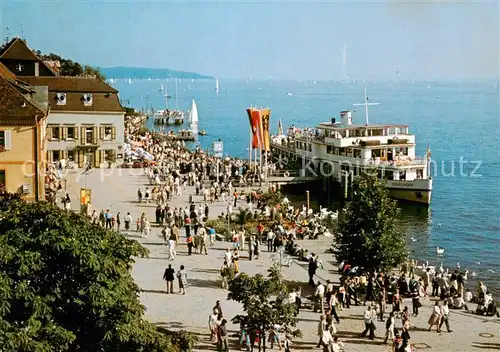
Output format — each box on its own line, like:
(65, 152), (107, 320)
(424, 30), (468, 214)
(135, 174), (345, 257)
(62, 167), (500, 351)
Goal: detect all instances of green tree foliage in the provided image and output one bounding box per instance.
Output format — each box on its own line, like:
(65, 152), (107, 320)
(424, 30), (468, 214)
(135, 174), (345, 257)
(259, 191), (284, 207)
(0, 196), (193, 351)
(227, 266), (301, 351)
(35, 51), (105, 80)
(334, 171), (408, 273)
(234, 207), (253, 226)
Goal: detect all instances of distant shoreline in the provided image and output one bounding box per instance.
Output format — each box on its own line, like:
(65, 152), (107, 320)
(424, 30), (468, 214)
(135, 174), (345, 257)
(101, 66), (213, 80)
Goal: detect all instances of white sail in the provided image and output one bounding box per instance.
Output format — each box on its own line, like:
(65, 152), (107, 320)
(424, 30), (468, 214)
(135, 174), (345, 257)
(189, 99), (199, 133)
(215, 78), (219, 93)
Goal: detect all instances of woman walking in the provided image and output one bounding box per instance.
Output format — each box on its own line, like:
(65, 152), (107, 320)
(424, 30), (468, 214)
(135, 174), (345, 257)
(428, 301), (442, 332)
(176, 265), (188, 295)
(232, 248), (240, 273)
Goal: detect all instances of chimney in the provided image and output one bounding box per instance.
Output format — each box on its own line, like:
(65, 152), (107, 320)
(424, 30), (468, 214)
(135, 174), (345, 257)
(340, 111), (352, 125)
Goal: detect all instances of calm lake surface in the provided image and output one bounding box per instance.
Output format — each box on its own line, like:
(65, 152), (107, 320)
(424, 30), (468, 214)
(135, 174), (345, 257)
(113, 78), (500, 294)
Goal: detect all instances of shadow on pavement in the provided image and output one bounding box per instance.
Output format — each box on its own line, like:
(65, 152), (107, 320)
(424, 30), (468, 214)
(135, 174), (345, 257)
(471, 342), (500, 350)
(342, 338), (385, 346)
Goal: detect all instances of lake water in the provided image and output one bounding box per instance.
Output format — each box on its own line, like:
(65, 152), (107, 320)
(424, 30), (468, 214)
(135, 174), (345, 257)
(113, 78), (500, 294)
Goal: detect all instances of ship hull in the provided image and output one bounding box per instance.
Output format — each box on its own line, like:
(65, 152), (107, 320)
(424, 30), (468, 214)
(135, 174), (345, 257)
(386, 179), (432, 205)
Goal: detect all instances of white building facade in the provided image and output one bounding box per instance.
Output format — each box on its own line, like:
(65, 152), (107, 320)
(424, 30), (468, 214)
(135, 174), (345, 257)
(22, 76), (125, 168)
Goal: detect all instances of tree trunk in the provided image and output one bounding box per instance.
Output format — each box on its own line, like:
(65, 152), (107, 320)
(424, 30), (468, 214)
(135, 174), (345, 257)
(262, 329), (267, 352)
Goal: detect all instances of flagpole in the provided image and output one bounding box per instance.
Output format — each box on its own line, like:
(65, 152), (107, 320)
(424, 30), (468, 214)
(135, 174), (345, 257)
(249, 125), (252, 172)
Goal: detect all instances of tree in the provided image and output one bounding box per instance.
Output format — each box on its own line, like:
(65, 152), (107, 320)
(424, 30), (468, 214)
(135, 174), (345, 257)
(334, 171), (408, 273)
(234, 207), (253, 226)
(227, 266), (301, 351)
(0, 195), (194, 351)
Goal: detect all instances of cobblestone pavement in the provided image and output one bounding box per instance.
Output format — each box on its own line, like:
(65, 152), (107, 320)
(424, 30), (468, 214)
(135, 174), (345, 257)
(62, 168), (500, 352)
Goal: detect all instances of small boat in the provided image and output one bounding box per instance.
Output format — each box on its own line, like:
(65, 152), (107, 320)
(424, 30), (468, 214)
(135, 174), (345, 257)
(286, 92), (293, 96)
(436, 246), (445, 255)
(198, 130), (207, 136)
(215, 78), (219, 93)
(189, 99), (199, 134)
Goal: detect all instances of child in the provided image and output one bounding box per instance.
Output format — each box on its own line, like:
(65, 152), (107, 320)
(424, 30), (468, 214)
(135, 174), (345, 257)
(136, 217), (140, 232)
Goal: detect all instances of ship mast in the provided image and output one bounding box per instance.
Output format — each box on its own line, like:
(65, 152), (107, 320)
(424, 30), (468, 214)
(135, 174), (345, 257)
(353, 83), (379, 125)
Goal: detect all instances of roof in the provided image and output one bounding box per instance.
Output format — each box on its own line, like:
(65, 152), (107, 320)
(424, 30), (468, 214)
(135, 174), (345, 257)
(47, 92), (124, 113)
(317, 122), (409, 131)
(0, 62), (16, 80)
(0, 37), (41, 61)
(0, 75), (47, 123)
(19, 76), (118, 93)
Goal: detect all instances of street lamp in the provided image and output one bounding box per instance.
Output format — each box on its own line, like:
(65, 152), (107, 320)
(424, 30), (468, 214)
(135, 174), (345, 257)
(270, 246), (291, 277)
(227, 203), (231, 236)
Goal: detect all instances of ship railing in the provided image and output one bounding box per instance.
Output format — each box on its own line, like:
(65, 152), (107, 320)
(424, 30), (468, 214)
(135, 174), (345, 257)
(372, 158), (427, 167)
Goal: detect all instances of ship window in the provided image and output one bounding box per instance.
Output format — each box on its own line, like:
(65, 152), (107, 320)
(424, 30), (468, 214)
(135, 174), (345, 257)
(308, 144), (312, 152)
(385, 171), (394, 180)
(400, 171), (407, 180)
(372, 149), (381, 158)
(416, 169), (423, 179)
(354, 149), (361, 158)
(327, 145), (333, 154)
(334, 147), (339, 155)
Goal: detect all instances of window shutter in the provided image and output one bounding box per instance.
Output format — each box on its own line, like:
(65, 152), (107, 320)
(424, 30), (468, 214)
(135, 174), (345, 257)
(4, 131), (11, 150)
(111, 126), (116, 140)
(99, 126), (104, 140)
(62, 127), (67, 140)
(78, 150), (84, 168)
(74, 126), (79, 140)
(93, 150), (100, 168)
(100, 150), (105, 163)
(60, 150), (66, 160)
(47, 151), (53, 163)
(58, 127), (62, 140)
(80, 127), (85, 145)
(47, 127), (52, 141)
(92, 127), (98, 144)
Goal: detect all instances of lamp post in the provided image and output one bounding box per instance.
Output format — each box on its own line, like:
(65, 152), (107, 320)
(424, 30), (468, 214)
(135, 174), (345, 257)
(271, 246), (290, 281)
(227, 203), (231, 236)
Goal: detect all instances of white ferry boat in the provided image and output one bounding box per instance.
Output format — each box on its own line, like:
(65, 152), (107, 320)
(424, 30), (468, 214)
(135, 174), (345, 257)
(271, 107), (432, 205)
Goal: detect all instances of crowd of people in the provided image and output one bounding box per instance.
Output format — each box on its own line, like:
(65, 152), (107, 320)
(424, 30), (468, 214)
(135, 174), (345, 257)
(65, 130), (498, 352)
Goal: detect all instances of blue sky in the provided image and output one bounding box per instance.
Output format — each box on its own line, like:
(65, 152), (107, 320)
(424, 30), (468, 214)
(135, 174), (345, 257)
(1, 0), (498, 80)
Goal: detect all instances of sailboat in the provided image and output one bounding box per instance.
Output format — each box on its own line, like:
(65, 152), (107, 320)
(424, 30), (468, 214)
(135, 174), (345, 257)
(128, 78), (133, 84)
(215, 78), (219, 93)
(189, 99), (199, 135)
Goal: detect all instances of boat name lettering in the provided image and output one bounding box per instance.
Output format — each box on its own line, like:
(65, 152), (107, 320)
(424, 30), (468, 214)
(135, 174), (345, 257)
(398, 182), (414, 187)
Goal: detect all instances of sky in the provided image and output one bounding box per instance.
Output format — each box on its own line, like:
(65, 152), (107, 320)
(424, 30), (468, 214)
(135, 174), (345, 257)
(1, 0), (499, 80)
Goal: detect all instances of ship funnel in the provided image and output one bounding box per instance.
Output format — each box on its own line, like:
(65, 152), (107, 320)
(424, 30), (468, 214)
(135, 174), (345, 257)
(340, 110), (352, 125)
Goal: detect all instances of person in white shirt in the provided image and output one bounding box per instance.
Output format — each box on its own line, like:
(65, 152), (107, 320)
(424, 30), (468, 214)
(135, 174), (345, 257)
(331, 337), (344, 352)
(124, 212), (133, 234)
(168, 239), (176, 260)
(224, 248), (232, 263)
(439, 301), (452, 332)
(464, 289), (473, 302)
(315, 281), (325, 313)
(361, 305), (376, 339)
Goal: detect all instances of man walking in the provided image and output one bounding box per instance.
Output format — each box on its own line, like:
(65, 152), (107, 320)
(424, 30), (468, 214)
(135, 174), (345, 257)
(439, 301), (453, 333)
(124, 212), (133, 234)
(163, 264), (175, 294)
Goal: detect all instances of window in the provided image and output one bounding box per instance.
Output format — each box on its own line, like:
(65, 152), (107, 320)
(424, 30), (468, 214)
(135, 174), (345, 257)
(67, 127), (75, 139)
(67, 150), (75, 162)
(0, 130), (11, 150)
(86, 127), (93, 144)
(52, 150), (60, 161)
(104, 127), (112, 140)
(105, 149), (116, 162)
(0, 170), (5, 190)
(52, 127), (60, 140)
(327, 145), (333, 154)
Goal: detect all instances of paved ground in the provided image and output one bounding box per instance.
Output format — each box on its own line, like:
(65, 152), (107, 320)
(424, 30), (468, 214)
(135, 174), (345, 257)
(61, 167), (500, 351)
